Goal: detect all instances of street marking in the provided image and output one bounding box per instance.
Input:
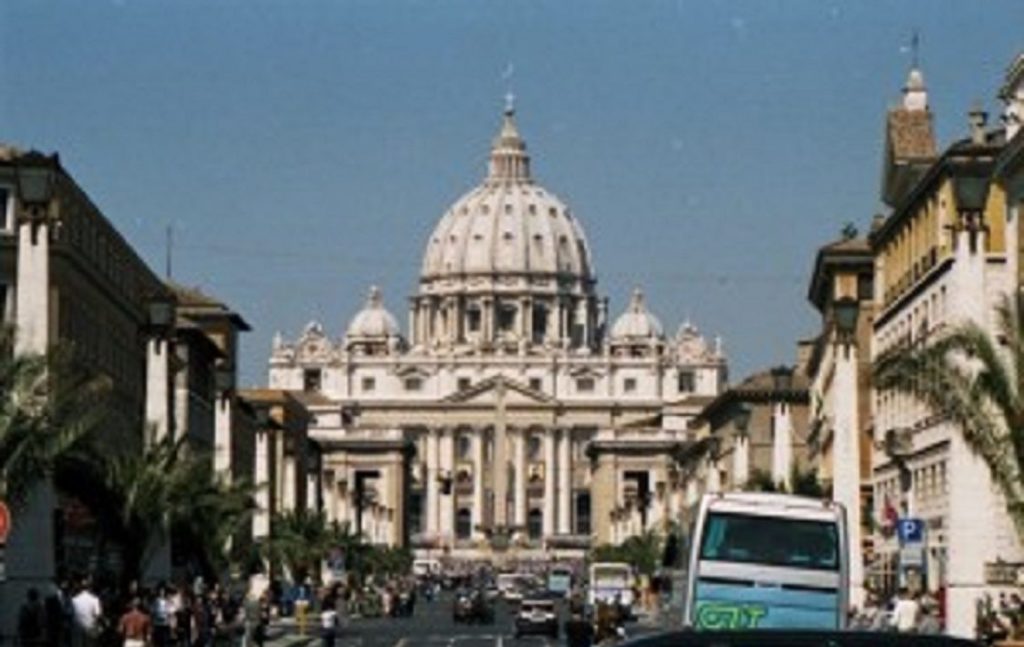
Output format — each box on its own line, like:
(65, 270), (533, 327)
(393, 639), (408, 647)
(497, 636), (503, 647)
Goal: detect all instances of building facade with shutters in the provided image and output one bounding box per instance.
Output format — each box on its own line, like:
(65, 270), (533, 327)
(267, 104), (727, 561)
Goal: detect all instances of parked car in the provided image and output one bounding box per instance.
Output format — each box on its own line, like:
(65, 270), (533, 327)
(515, 598), (559, 638)
(453, 590), (494, 624)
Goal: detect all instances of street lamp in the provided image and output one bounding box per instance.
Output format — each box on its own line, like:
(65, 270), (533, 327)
(14, 153), (58, 216)
(734, 402), (752, 435)
(215, 365), (235, 396)
(833, 297), (859, 343)
(952, 173), (991, 253)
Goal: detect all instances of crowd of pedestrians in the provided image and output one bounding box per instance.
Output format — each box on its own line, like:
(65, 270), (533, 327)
(849, 587), (943, 634)
(16, 574), (272, 647)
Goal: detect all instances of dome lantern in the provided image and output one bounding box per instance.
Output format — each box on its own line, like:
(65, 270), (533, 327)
(487, 94), (532, 185)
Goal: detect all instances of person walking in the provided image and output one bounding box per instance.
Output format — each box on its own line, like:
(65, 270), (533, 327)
(152, 584), (173, 647)
(118, 597), (152, 647)
(320, 592), (338, 647)
(71, 578), (104, 647)
(890, 588), (921, 634)
(17, 588), (47, 647)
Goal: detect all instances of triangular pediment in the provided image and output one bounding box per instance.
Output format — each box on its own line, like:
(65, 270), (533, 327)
(442, 375), (557, 406)
(568, 365), (604, 379)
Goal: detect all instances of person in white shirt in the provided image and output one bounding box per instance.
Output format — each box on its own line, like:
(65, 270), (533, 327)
(890, 588), (921, 633)
(71, 578), (103, 646)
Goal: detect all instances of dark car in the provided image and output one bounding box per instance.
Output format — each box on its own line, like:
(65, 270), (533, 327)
(453, 590), (494, 624)
(620, 630), (978, 647)
(515, 598), (559, 639)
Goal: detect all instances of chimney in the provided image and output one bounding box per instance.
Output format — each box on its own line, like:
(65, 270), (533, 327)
(969, 101), (988, 145)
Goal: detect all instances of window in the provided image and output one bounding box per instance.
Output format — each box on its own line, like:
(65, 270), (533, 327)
(303, 368), (322, 392)
(576, 377), (595, 393)
(409, 492), (423, 535)
(361, 376), (376, 392)
(456, 508), (473, 540)
(623, 378), (637, 393)
(575, 492), (591, 535)
(528, 435), (541, 460)
(529, 377), (543, 391)
(532, 304), (547, 343)
(857, 274), (873, 300)
(498, 304), (516, 332)
(457, 377), (471, 391)
(678, 370), (695, 393)
(0, 188), (10, 231)
(458, 435), (472, 459)
(466, 307), (481, 333)
(404, 377), (423, 392)
(527, 508), (543, 540)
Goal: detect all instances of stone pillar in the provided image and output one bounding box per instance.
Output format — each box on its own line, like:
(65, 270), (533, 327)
(832, 343), (864, 607)
(493, 383), (509, 527)
(214, 394), (232, 477)
(473, 429), (485, 539)
(558, 429), (572, 534)
(14, 219), (49, 355)
(543, 430), (556, 536)
(425, 429), (439, 535)
(547, 299), (560, 345)
(513, 429), (527, 529)
(253, 429), (271, 539)
(145, 337), (171, 443)
(482, 297), (494, 345)
(732, 434), (750, 488)
(771, 402), (792, 489)
(439, 428), (454, 540)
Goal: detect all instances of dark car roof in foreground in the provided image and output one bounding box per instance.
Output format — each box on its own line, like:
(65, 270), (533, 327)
(622, 630), (978, 647)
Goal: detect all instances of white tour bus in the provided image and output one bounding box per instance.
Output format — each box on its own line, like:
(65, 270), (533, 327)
(683, 492), (849, 631)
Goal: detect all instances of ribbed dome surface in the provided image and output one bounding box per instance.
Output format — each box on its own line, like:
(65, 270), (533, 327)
(611, 289), (663, 339)
(420, 105), (594, 282)
(346, 287), (400, 338)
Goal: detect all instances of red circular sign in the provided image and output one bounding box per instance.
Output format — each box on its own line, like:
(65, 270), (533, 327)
(0, 502), (11, 544)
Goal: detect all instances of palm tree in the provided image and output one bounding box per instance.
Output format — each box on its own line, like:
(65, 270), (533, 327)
(65, 433), (258, 585)
(874, 294), (1024, 538)
(264, 508), (336, 583)
(0, 326), (110, 509)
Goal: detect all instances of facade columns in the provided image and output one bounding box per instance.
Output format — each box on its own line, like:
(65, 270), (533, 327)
(472, 429), (485, 539)
(543, 430), (556, 536)
(425, 429), (440, 535)
(557, 429), (572, 534)
(439, 428), (454, 539)
(513, 429), (527, 529)
(732, 434), (750, 488)
(493, 381), (509, 528)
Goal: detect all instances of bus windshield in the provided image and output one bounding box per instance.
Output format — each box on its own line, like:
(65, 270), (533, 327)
(698, 511), (839, 571)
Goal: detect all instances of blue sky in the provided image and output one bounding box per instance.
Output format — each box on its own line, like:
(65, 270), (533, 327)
(1, 1), (1021, 386)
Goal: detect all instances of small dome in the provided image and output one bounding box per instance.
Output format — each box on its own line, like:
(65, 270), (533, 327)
(611, 289), (663, 339)
(346, 286), (400, 339)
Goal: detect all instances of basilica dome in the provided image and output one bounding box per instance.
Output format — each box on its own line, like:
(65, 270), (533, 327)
(420, 104), (594, 284)
(346, 286), (400, 339)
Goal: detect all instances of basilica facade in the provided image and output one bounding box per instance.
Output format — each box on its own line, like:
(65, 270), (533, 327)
(268, 104), (727, 561)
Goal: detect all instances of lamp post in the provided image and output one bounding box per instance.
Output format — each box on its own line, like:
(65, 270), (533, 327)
(952, 174), (992, 253)
(833, 296), (860, 352)
(14, 153), (58, 222)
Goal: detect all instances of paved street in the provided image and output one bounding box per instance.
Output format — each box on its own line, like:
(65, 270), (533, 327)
(267, 592), (667, 647)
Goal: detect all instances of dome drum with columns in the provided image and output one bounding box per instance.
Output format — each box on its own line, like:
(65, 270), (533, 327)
(269, 103), (727, 560)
